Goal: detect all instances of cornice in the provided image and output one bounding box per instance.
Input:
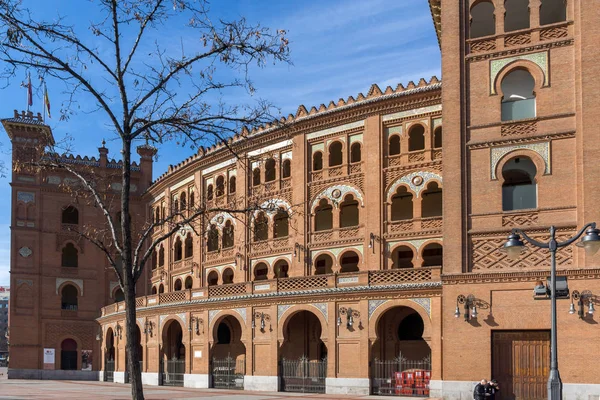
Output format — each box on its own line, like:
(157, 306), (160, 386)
(98, 281), (442, 321)
(443, 268), (600, 285)
(466, 39), (574, 63)
(468, 224), (576, 238)
(467, 131), (575, 150)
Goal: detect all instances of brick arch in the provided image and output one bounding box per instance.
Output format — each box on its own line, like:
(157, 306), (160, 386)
(419, 239), (443, 258)
(311, 184), (364, 212)
(56, 334), (83, 369)
(278, 305), (328, 343)
(389, 242), (419, 257)
(252, 261), (271, 278)
(208, 310), (249, 344)
(493, 60), (546, 97)
(337, 248), (364, 267)
(252, 198), (293, 223)
(386, 171), (442, 200)
(368, 299), (432, 342)
(311, 250), (337, 272)
(57, 280), (83, 296)
(160, 315), (188, 342)
(386, 183), (417, 204)
(494, 149), (547, 183)
(59, 239), (82, 253)
(111, 285), (123, 299)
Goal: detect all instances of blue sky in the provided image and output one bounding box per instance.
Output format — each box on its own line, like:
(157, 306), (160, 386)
(0, 0), (441, 286)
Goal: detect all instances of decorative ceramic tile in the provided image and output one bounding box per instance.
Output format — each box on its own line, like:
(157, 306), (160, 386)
(433, 118), (442, 128)
(247, 139), (293, 157)
(387, 171), (442, 199)
(209, 212), (237, 229)
(233, 308), (247, 324)
(159, 314), (168, 328)
(19, 247), (32, 258)
(281, 151), (292, 161)
(137, 317), (144, 326)
(383, 104), (442, 122)
(306, 120), (365, 141)
(16, 279), (33, 286)
(47, 176), (61, 185)
(311, 303), (328, 321)
(208, 310), (220, 325)
(410, 298), (431, 317)
(176, 313), (187, 327)
(278, 304), (292, 321)
(253, 198), (293, 221)
(490, 141), (550, 179)
(311, 184), (364, 210)
(349, 134), (363, 144)
(369, 299), (388, 319)
(490, 51), (548, 94)
(17, 191), (34, 204)
(385, 126), (402, 137)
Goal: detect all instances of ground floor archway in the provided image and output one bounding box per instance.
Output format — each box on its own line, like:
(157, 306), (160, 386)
(371, 306), (431, 396)
(60, 338), (78, 371)
(280, 310), (327, 393)
(160, 319), (185, 387)
(211, 314), (246, 390)
(104, 328), (115, 382)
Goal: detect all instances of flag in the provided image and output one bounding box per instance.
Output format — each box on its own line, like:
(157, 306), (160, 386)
(27, 72), (32, 108)
(44, 82), (51, 119)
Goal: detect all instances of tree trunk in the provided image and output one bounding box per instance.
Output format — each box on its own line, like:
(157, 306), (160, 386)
(124, 277), (144, 399)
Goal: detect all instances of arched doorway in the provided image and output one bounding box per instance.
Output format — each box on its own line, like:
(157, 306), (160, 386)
(280, 310), (327, 393)
(160, 319), (185, 387)
(371, 306), (431, 396)
(104, 328), (115, 382)
(211, 315), (246, 390)
(61, 338), (78, 370)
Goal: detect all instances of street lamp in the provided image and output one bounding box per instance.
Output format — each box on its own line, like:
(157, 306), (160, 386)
(502, 223), (600, 400)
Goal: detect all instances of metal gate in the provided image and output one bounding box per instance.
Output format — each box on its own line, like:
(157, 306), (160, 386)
(104, 359), (115, 382)
(280, 357), (327, 393)
(160, 359), (185, 387)
(211, 356), (245, 389)
(371, 354), (431, 397)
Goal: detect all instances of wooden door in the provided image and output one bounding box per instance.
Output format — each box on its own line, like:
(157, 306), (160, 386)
(492, 331), (550, 400)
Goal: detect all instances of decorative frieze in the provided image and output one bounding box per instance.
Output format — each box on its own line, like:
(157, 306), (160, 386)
(490, 51), (548, 94)
(387, 171), (442, 199)
(490, 141), (550, 179)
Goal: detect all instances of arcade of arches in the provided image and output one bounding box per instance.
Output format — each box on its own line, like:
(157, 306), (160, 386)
(99, 298), (441, 394)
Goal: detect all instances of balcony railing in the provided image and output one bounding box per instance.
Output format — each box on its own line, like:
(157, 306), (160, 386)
(101, 267), (441, 317)
(311, 225), (364, 244)
(310, 162), (363, 182)
(386, 217), (442, 235)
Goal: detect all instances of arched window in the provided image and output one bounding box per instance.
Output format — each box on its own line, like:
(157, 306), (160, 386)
(61, 243), (78, 268)
(222, 220), (234, 248)
(185, 234), (193, 258)
(154, 207), (160, 223)
(540, 0), (566, 25)
(274, 260), (289, 278)
(62, 206), (79, 224)
(314, 254), (333, 275)
(253, 212), (268, 241)
(350, 143), (361, 163)
(502, 156), (537, 211)
(273, 209), (289, 238)
(314, 199), (333, 231)
(173, 237), (183, 261)
(281, 159), (291, 179)
(421, 182), (443, 218)
(265, 158), (276, 182)
(470, 1), (495, 38)
(207, 225), (219, 252)
(152, 251), (157, 270)
(391, 186), (414, 221)
(229, 176), (236, 194)
(152, 286), (157, 295)
(173, 197), (179, 213)
(180, 192), (187, 210)
(340, 251), (359, 273)
(161, 203), (166, 220)
(61, 338), (78, 370)
(408, 125), (425, 151)
(158, 245), (164, 266)
(61, 284), (78, 310)
(505, 0), (530, 32)
(501, 69), (536, 121)
(254, 263), (269, 281)
(222, 268), (234, 284)
(340, 194), (359, 228)
(185, 276), (193, 289)
(215, 176), (225, 197)
(252, 168), (261, 186)
(189, 191), (195, 208)
(392, 246), (414, 269)
(159, 284), (165, 293)
(313, 152), (323, 171)
(389, 135), (401, 156)
(207, 271), (219, 286)
(174, 279), (182, 291)
(114, 288), (124, 303)
(206, 184), (213, 201)
(422, 243), (443, 267)
(434, 127), (442, 149)
(328, 141), (343, 167)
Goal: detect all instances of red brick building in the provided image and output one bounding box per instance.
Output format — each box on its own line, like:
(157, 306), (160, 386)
(4, 1), (600, 398)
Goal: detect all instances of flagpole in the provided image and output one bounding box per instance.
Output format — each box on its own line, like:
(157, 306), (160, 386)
(43, 82), (46, 122)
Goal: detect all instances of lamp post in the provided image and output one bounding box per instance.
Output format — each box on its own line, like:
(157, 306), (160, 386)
(502, 223), (600, 400)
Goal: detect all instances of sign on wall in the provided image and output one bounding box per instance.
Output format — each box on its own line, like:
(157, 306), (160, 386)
(43, 348), (55, 370)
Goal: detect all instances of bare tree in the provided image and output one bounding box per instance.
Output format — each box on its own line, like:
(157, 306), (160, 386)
(0, 1), (290, 398)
